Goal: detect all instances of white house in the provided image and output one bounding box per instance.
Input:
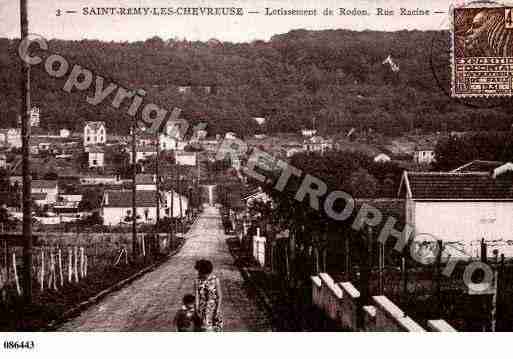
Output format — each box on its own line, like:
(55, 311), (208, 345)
(301, 129), (317, 137)
(87, 146), (105, 168)
(60, 129), (71, 138)
(177, 86), (192, 94)
(31, 180), (59, 205)
(80, 175), (121, 185)
(135, 174), (157, 191)
(162, 189), (189, 218)
(175, 151), (197, 166)
(159, 134), (187, 151)
(0, 128), (22, 149)
(102, 190), (164, 225)
(413, 145), (435, 165)
(83, 121), (106, 147)
(398, 170), (513, 254)
(303, 136), (333, 154)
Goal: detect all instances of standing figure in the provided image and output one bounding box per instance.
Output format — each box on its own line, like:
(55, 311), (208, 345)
(194, 259), (223, 331)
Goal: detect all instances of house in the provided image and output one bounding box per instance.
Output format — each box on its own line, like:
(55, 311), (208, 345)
(54, 193), (82, 215)
(60, 129), (71, 138)
(398, 169), (513, 254)
(301, 129), (317, 137)
(159, 134), (187, 151)
(87, 146), (105, 168)
(83, 121), (106, 147)
(225, 132), (237, 140)
(31, 180), (59, 205)
(175, 151), (197, 166)
(303, 136), (333, 154)
(177, 86), (192, 94)
(0, 128), (22, 149)
(38, 142), (51, 152)
(129, 146), (157, 163)
(161, 188), (189, 218)
(242, 187), (271, 207)
(101, 190), (164, 225)
(80, 175), (121, 185)
(135, 174), (157, 191)
(374, 153), (392, 163)
(413, 145), (435, 165)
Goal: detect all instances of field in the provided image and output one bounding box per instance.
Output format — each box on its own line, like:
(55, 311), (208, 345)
(0, 230), (187, 330)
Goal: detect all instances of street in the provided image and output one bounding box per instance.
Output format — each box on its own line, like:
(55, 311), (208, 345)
(58, 206), (272, 331)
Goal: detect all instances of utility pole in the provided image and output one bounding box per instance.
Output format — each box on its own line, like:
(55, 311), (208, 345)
(177, 163), (183, 234)
(155, 134), (160, 227)
(20, 0), (33, 304)
(131, 121), (137, 260)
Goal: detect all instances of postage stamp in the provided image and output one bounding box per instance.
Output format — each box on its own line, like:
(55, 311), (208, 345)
(452, 2), (513, 97)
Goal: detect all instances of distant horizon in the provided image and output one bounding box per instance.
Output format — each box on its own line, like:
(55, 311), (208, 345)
(0, 26), (447, 44)
(0, 0), (451, 43)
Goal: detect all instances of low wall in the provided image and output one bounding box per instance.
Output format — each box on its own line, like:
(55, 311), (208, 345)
(311, 273), (456, 332)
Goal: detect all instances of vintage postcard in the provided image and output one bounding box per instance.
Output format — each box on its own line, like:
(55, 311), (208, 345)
(1, 0), (513, 357)
(452, 2), (513, 96)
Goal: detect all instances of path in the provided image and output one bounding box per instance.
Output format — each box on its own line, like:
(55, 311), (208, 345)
(59, 206), (272, 331)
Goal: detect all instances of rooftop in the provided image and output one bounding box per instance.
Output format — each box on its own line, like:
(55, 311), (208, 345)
(400, 171), (513, 200)
(84, 121), (105, 132)
(103, 190), (159, 208)
(32, 180), (58, 189)
(451, 160), (504, 173)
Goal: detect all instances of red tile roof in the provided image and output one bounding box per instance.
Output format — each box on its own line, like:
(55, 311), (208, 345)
(403, 172), (513, 200)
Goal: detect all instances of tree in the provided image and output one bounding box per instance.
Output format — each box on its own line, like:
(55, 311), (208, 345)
(346, 169), (379, 198)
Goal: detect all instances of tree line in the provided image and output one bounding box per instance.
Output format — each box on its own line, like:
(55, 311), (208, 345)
(1, 29), (512, 137)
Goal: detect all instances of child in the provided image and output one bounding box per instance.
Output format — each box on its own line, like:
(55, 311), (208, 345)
(174, 294), (201, 332)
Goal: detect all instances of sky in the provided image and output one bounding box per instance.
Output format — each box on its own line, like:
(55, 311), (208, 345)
(0, 0), (453, 43)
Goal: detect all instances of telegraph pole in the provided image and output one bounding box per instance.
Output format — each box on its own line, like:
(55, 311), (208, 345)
(131, 121), (137, 260)
(20, 0), (33, 304)
(155, 135), (160, 226)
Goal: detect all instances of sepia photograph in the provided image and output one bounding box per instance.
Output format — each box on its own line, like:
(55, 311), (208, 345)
(1, 0), (513, 356)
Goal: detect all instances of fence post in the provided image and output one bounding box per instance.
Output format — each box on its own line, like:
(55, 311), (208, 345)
(401, 256), (408, 304)
(50, 250), (57, 291)
(84, 253), (88, 278)
(73, 246), (79, 283)
(67, 247), (72, 283)
(80, 247), (84, 278)
(13, 252), (21, 296)
(40, 249), (45, 292)
(58, 248), (63, 287)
